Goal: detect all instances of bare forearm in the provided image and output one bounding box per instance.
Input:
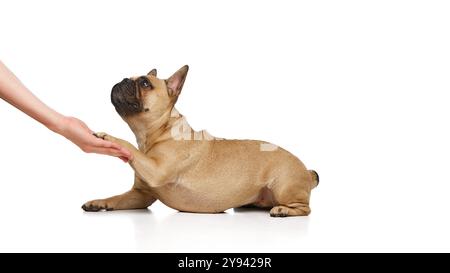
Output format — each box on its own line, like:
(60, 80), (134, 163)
(0, 61), (63, 132)
(0, 60), (131, 161)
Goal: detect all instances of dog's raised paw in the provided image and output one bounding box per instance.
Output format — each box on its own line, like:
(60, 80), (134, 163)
(93, 132), (108, 140)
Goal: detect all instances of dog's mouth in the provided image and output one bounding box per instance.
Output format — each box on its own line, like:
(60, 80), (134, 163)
(111, 78), (143, 116)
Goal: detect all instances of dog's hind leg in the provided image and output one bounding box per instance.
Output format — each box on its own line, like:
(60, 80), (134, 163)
(269, 172), (312, 217)
(270, 203), (311, 217)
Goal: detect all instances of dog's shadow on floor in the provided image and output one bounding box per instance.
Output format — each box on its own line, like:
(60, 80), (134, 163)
(83, 205), (310, 251)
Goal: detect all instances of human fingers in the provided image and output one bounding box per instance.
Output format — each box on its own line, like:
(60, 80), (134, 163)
(119, 156), (129, 163)
(86, 146), (127, 158)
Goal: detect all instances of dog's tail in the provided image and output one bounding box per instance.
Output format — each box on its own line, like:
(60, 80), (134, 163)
(309, 170), (319, 189)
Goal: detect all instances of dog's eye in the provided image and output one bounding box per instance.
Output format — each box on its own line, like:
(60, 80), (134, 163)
(139, 78), (152, 89)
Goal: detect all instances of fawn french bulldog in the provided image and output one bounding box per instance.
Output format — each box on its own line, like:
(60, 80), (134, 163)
(82, 66), (319, 217)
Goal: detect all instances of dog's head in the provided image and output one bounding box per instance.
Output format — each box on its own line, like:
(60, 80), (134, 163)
(110, 65), (188, 122)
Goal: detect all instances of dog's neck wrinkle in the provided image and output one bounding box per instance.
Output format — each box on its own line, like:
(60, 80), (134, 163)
(143, 120), (172, 152)
(127, 115), (166, 151)
(132, 108), (188, 153)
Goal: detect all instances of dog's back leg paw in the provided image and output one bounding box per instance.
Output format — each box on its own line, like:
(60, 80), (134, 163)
(269, 204), (310, 217)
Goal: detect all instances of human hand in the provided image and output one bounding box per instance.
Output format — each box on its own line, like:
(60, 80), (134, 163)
(0, 61), (131, 162)
(55, 116), (132, 162)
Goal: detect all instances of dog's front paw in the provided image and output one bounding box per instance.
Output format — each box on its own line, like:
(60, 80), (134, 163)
(93, 132), (136, 154)
(82, 199), (114, 212)
(93, 132), (110, 140)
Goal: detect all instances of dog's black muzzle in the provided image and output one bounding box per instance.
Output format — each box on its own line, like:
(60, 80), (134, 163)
(111, 78), (143, 116)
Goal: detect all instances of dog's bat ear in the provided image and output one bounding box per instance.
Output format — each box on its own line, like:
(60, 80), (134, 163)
(166, 65), (189, 97)
(147, 69), (157, 77)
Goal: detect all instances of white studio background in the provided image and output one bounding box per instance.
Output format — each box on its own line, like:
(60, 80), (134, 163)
(0, 0), (449, 252)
